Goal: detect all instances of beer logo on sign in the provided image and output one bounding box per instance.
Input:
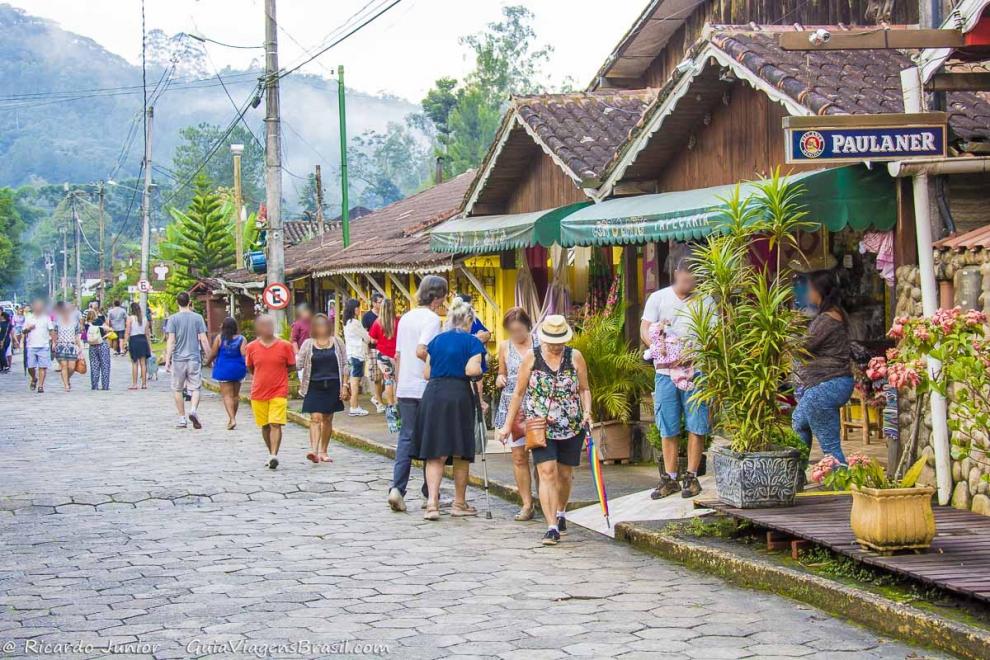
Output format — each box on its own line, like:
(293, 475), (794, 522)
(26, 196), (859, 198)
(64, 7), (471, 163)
(799, 131), (825, 159)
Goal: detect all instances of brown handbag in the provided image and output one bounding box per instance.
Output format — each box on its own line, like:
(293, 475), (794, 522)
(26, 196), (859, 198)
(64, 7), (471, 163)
(75, 357), (87, 374)
(524, 377), (557, 451)
(510, 407), (526, 440)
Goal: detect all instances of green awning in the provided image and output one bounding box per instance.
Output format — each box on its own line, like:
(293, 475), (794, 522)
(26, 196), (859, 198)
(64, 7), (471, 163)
(431, 202), (590, 254)
(559, 166), (896, 247)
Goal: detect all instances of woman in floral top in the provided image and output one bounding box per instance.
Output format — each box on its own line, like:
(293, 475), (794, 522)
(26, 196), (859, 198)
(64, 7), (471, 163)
(498, 315), (592, 547)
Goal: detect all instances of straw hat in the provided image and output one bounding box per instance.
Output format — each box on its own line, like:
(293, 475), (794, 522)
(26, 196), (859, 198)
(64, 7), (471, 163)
(538, 315), (573, 344)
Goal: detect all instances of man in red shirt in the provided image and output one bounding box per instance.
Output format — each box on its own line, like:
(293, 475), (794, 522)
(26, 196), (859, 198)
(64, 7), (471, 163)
(245, 314), (296, 469)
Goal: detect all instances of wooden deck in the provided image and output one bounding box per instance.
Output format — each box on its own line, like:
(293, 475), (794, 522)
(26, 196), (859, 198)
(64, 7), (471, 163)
(704, 495), (990, 604)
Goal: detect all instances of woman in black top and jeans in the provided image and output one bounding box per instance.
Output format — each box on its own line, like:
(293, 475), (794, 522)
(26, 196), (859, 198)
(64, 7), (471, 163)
(297, 314), (349, 464)
(792, 270), (854, 464)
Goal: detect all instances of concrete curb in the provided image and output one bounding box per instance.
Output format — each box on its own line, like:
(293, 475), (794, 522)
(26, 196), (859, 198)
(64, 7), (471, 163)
(615, 522), (990, 660)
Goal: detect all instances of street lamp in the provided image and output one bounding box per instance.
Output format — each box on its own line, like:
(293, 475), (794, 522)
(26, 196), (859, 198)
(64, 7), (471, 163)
(230, 144), (245, 266)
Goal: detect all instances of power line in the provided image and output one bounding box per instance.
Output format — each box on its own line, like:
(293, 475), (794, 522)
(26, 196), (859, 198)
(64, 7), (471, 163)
(184, 32), (264, 50)
(277, 0), (403, 80)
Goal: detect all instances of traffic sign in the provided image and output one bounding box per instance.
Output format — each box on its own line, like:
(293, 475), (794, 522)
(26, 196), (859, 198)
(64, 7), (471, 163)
(137, 279), (153, 293)
(262, 282), (290, 310)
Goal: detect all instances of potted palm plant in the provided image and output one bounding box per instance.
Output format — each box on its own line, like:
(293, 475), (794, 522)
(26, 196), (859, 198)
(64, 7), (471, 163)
(570, 311), (654, 460)
(685, 172), (813, 508)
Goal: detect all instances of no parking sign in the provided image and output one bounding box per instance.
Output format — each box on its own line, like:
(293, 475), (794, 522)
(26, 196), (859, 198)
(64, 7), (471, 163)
(262, 282), (290, 310)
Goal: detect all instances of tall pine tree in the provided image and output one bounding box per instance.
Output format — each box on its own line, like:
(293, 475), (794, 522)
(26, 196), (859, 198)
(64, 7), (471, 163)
(158, 174), (236, 297)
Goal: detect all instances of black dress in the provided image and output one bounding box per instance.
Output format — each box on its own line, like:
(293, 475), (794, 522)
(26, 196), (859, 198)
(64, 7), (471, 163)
(302, 346), (345, 414)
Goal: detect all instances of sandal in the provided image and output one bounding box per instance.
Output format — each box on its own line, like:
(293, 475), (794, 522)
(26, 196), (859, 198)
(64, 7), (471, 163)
(423, 504), (440, 521)
(451, 503), (478, 517)
(514, 505), (535, 521)
(128, 385), (139, 390)
(306, 452), (318, 464)
(319, 454), (333, 463)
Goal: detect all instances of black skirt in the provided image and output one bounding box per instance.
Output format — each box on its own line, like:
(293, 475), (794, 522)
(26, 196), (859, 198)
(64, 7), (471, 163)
(413, 378), (476, 462)
(302, 378), (345, 414)
(128, 334), (151, 361)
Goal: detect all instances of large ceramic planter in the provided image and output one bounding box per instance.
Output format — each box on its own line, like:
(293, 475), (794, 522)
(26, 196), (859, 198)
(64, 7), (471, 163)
(711, 445), (802, 508)
(850, 485), (936, 553)
(588, 421), (632, 461)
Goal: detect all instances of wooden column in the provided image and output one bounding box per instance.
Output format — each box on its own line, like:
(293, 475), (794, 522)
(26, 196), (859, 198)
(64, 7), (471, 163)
(622, 244), (646, 461)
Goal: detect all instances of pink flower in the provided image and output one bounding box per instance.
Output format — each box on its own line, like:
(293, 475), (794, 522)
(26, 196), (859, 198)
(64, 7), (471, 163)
(847, 453), (872, 467)
(933, 309), (958, 333)
(885, 348), (900, 362)
(865, 356), (887, 381)
(888, 322), (905, 340)
(912, 325), (932, 342)
(887, 362), (921, 389)
(965, 309), (987, 326)
(811, 456), (840, 484)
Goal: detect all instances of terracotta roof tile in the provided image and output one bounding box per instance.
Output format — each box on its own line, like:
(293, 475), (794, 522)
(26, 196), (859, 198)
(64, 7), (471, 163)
(708, 27), (990, 142)
(513, 89), (659, 182)
(223, 172), (473, 282)
(934, 223), (990, 250)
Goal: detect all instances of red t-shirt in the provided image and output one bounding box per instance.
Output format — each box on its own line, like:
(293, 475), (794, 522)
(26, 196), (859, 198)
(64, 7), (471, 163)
(368, 317), (399, 358)
(245, 339), (296, 400)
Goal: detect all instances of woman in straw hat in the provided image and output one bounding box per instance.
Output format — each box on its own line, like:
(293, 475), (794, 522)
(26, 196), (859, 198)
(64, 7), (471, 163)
(498, 315), (592, 546)
(413, 297), (487, 521)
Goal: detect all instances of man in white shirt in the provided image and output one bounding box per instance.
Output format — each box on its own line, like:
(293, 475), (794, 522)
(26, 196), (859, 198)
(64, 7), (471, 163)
(387, 275), (447, 512)
(22, 299), (55, 393)
(640, 258), (713, 500)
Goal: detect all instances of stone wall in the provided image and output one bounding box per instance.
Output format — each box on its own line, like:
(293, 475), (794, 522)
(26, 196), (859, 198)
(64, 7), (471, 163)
(895, 258), (990, 517)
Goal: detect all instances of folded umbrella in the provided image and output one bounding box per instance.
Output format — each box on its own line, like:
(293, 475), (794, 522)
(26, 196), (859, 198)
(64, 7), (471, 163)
(585, 423), (611, 528)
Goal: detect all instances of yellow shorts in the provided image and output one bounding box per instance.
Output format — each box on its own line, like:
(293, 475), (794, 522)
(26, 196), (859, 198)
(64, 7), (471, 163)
(251, 397), (287, 427)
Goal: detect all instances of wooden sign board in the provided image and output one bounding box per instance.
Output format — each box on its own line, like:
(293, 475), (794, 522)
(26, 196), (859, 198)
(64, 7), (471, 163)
(783, 113), (947, 164)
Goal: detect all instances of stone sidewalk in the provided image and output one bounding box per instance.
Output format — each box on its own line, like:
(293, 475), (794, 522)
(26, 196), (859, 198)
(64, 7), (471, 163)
(0, 354), (937, 659)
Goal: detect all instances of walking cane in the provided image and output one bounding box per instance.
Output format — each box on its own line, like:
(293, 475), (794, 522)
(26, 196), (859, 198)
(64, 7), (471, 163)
(471, 377), (494, 519)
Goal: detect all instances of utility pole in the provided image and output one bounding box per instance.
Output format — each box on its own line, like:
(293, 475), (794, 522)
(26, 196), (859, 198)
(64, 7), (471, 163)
(338, 64), (350, 247)
(314, 164), (325, 228)
(73, 196), (82, 307)
(140, 105), (153, 313)
(231, 143), (245, 265)
(264, 0), (286, 327)
(97, 181), (106, 308)
(61, 225), (68, 301)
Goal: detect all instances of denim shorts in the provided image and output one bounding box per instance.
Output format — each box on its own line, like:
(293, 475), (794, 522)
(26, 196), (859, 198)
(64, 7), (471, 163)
(653, 372), (710, 438)
(26, 346), (51, 369)
(349, 357), (365, 378)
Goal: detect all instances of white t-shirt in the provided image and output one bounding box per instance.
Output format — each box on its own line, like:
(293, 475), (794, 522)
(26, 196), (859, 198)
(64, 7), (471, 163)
(395, 306), (441, 399)
(642, 286), (713, 374)
(24, 313), (54, 348)
(344, 318), (370, 361)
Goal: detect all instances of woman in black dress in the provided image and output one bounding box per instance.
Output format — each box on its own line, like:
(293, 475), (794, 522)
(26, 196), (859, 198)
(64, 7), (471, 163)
(414, 298), (487, 521)
(297, 313), (349, 464)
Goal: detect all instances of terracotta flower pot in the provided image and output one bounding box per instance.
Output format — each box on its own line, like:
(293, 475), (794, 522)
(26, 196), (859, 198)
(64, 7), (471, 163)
(849, 485), (936, 553)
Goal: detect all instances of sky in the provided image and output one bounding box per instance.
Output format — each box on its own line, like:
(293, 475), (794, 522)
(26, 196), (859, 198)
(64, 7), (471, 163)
(9, 0), (648, 101)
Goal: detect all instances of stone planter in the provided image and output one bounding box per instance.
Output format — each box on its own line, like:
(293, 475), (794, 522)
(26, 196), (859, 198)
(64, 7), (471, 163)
(711, 445), (802, 508)
(850, 485), (936, 553)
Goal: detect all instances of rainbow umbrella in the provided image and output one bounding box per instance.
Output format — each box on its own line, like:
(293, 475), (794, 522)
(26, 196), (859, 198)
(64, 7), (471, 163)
(585, 423), (611, 528)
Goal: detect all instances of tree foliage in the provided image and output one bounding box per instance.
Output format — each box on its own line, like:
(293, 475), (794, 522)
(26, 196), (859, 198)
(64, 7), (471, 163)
(157, 175), (242, 296)
(0, 189), (26, 293)
(350, 122), (430, 208)
(171, 124), (264, 211)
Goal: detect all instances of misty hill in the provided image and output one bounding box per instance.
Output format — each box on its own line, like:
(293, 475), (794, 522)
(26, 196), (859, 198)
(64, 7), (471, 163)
(0, 4), (419, 192)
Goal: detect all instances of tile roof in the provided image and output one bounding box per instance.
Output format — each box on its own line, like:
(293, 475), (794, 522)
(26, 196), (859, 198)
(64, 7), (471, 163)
(223, 172), (473, 283)
(708, 26), (990, 143)
(282, 220), (334, 245)
(513, 89), (660, 182)
(934, 223), (990, 250)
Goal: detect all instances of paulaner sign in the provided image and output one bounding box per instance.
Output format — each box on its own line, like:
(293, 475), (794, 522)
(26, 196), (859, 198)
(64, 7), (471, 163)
(783, 113), (947, 164)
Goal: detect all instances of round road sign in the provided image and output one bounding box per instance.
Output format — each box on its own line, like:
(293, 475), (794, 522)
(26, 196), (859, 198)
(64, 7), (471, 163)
(137, 279), (152, 293)
(262, 282), (291, 310)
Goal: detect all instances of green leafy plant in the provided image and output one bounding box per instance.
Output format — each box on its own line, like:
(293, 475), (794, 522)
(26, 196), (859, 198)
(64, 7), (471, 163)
(881, 307), (990, 479)
(569, 310), (653, 423)
(813, 453), (927, 491)
(685, 170), (813, 453)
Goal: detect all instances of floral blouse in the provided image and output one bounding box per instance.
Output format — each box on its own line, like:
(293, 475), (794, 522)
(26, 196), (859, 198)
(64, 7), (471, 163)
(524, 346), (583, 440)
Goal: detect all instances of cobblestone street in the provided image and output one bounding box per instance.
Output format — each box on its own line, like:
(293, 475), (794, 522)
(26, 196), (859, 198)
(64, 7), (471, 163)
(0, 359), (936, 659)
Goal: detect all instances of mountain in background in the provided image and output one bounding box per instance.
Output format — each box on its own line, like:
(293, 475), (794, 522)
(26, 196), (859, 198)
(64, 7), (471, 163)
(0, 4), (419, 200)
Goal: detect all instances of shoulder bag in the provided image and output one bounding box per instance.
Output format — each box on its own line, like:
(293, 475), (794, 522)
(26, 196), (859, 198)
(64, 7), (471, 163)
(524, 375), (557, 451)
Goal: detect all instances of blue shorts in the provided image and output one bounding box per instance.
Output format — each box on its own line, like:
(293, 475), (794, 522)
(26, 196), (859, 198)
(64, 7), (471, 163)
(653, 372), (710, 438)
(349, 357), (365, 378)
(26, 347), (51, 369)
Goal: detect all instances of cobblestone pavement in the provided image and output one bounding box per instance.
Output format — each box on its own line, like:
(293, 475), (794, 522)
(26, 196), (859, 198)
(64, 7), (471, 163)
(0, 358), (937, 659)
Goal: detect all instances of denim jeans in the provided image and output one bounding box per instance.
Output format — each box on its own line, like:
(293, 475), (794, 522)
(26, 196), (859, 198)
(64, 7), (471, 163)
(653, 372), (710, 438)
(392, 398), (420, 495)
(792, 375), (854, 464)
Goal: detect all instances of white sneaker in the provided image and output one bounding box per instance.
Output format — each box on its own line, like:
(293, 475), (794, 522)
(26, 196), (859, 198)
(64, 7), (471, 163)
(348, 407), (370, 417)
(374, 401), (387, 414)
(176, 417), (188, 428)
(387, 488), (406, 512)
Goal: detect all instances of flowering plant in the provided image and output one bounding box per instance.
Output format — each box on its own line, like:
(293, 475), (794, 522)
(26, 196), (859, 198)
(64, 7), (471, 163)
(812, 453), (927, 491)
(882, 307), (990, 472)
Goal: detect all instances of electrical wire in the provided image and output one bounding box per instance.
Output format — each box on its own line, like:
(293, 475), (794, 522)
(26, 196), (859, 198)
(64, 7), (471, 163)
(184, 33), (264, 50)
